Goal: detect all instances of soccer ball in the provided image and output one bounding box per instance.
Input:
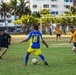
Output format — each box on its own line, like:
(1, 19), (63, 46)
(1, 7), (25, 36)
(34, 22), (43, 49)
(32, 58), (38, 65)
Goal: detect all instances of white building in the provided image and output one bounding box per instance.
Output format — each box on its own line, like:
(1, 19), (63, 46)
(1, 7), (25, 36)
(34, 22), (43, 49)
(0, 0), (10, 3)
(0, 0), (73, 15)
(30, 0), (73, 15)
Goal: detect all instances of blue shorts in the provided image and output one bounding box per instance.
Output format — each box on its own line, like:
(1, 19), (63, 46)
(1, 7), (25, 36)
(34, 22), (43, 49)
(0, 44), (9, 48)
(73, 42), (76, 47)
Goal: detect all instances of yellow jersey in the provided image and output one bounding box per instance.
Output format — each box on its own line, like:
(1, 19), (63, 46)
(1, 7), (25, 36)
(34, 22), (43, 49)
(72, 30), (76, 42)
(55, 28), (61, 34)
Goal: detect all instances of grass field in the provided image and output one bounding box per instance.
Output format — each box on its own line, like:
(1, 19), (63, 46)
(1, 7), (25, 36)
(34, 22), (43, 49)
(0, 35), (76, 75)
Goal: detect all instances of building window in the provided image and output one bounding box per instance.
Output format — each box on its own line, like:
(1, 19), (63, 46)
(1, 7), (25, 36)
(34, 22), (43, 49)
(33, 5), (37, 8)
(51, 0), (57, 1)
(51, 11), (58, 15)
(33, 11), (37, 14)
(51, 5), (58, 8)
(34, 0), (49, 1)
(64, 0), (73, 2)
(64, 0), (69, 2)
(64, 11), (68, 14)
(43, 4), (49, 8)
(70, 0), (73, 2)
(64, 5), (70, 9)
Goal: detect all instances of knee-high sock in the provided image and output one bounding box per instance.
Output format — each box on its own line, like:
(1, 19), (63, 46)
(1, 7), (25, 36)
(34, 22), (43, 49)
(39, 55), (45, 61)
(25, 53), (29, 64)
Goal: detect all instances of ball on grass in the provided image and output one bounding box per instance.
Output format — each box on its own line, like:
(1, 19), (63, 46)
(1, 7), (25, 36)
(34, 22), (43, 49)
(32, 58), (38, 65)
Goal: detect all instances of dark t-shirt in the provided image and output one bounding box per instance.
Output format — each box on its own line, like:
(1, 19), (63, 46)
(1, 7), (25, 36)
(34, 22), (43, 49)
(0, 33), (11, 45)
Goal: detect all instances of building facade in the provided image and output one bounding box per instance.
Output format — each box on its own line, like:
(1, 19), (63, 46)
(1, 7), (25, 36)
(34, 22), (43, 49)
(30, 0), (73, 15)
(0, 0), (73, 15)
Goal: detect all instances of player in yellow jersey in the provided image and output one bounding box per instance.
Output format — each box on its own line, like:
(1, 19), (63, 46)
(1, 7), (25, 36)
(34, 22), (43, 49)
(69, 26), (76, 53)
(55, 25), (62, 41)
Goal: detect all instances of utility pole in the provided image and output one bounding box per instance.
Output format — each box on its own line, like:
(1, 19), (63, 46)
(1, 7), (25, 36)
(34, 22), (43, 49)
(40, 15), (42, 34)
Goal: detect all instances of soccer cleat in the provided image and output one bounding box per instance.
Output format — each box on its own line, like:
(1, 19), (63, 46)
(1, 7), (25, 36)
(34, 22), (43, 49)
(23, 64), (27, 66)
(44, 61), (48, 66)
(0, 56), (2, 59)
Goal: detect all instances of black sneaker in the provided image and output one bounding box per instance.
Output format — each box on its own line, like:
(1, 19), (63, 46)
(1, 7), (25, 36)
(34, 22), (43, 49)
(0, 56), (2, 59)
(44, 61), (48, 65)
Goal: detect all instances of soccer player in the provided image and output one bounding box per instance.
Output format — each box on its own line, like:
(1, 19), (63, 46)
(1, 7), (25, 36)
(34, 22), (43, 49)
(0, 29), (11, 59)
(69, 26), (76, 53)
(55, 25), (62, 41)
(20, 25), (49, 66)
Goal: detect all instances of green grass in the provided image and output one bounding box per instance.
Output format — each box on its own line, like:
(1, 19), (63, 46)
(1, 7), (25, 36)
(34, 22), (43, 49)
(0, 36), (76, 75)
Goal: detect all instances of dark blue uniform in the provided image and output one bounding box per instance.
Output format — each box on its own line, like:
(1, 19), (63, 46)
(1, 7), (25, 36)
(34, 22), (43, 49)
(0, 33), (11, 48)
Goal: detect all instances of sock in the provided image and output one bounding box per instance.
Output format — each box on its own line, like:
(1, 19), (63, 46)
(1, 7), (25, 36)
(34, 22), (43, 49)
(25, 53), (29, 65)
(39, 55), (45, 61)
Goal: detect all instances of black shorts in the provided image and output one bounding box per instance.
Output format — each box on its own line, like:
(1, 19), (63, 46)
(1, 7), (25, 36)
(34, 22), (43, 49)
(0, 44), (9, 48)
(56, 34), (61, 37)
(73, 42), (76, 47)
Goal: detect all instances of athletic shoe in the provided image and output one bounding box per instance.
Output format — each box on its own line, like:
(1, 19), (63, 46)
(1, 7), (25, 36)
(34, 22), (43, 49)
(44, 61), (48, 65)
(0, 56), (2, 59)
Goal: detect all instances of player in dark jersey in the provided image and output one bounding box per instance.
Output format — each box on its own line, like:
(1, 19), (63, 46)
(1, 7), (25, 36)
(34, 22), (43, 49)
(0, 29), (11, 59)
(20, 25), (49, 66)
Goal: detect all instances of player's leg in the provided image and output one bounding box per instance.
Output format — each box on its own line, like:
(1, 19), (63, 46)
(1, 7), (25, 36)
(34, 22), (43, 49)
(0, 44), (2, 51)
(72, 46), (76, 53)
(24, 47), (33, 65)
(59, 34), (61, 40)
(39, 54), (48, 65)
(0, 44), (9, 59)
(0, 47), (2, 59)
(56, 34), (58, 41)
(72, 43), (76, 53)
(0, 47), (2, 51)
(35, 49), (48, 65)
(24, 52), (31, 65)
(0, 48), (8, 59)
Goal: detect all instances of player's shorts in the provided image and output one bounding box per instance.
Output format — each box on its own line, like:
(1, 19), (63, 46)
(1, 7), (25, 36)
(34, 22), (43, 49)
(56, 34), (61, 37)
(0, 44), (9, 48)
(73, 42), (76, 47)
(27, 47), (42, 55)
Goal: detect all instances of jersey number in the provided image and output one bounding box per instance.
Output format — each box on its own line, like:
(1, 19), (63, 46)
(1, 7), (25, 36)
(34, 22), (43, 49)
(33, 36), (38, 42)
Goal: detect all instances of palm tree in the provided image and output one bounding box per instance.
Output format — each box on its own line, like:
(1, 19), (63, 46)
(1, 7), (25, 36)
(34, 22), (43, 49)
(10, 0), (18, 19)
(0, 2), (10, 27)
(16, 0), (31, 18)
(69, 6), (76, 14)
(8, 0), (18, 29)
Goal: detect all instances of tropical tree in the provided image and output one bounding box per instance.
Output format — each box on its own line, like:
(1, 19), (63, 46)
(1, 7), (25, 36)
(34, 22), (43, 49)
(0, 2), (10, 27)
(9, 0), (18, 19)
(40, 9), (51, 15)
(16, 0), (31, 18)
(69, 6), (76, 14)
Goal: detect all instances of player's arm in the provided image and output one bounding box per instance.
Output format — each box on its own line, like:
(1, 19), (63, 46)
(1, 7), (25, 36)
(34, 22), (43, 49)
(40, 34), (48, 48)
(69, 36), (73, 43)
(42, 41), (48, 48)
(8, 34), (11, 45)
(20, 32), (32, 44)
(20, 39), (28, 43)
(9, 36), (11, 45)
